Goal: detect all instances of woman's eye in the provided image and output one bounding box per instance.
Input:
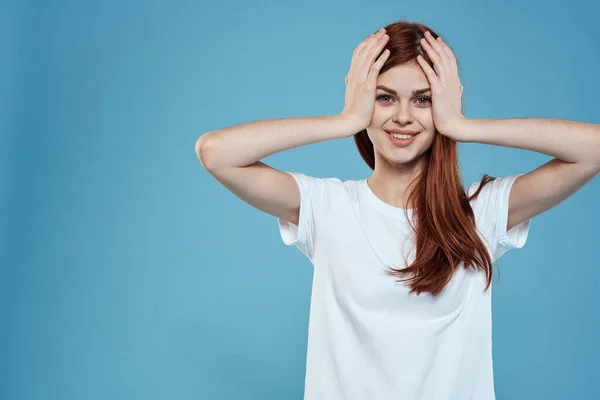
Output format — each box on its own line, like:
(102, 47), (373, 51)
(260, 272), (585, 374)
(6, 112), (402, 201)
(376, 94), (432, 105)
(417, 96), (432, 105)
(377, 94), (393, 103)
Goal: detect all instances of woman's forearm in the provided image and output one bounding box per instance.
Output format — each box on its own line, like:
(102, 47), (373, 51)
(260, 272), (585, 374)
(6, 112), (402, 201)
(196, 114), (362, 170)
(457, 117), (600, 165)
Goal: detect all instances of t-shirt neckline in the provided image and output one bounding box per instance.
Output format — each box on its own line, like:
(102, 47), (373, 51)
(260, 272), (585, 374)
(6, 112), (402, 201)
(359, 179), (414, 219)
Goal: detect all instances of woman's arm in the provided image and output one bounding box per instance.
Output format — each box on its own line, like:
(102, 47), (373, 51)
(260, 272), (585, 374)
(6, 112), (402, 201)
(452, 117), (600, 232)
(195, 113), (364, 228)
(416, 31), (600, 233)
(196, 114), (362, 170)
(455, 117), (600, 165)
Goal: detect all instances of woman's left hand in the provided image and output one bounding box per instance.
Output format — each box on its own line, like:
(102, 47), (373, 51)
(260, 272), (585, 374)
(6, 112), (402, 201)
(416, 31), (467, 141)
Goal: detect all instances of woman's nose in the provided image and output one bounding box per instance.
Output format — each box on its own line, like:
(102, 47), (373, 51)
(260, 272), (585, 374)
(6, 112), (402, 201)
(392, 104), (413, 124)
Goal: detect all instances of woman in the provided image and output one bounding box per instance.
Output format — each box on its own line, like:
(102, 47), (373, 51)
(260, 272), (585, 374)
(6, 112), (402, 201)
(196, 20), (600, 400)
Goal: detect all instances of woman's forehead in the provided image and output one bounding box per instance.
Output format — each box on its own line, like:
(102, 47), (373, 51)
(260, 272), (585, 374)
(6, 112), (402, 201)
(377, 66), (429, 94)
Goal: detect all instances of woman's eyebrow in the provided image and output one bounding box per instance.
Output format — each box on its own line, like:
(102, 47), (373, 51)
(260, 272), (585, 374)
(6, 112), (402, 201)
(376, 85), (431, 96)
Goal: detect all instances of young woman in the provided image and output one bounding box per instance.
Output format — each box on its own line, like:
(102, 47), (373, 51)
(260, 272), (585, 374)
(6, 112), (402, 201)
(195, 20), (600, 400)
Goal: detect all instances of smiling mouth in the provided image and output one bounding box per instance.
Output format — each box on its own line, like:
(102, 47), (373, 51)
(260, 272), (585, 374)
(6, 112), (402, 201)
(386, 130), (420, 139)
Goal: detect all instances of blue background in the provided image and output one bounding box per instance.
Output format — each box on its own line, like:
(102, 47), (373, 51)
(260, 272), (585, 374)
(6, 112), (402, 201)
(2, 0), (599, 399)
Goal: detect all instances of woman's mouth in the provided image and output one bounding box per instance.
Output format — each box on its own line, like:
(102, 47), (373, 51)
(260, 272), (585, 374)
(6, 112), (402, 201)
(385, 130), (419, 147)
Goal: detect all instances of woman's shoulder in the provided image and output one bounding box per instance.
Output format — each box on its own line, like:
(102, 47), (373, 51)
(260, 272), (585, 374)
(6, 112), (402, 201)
(285, 171), (362, 191)
(465, 174), (523, 198)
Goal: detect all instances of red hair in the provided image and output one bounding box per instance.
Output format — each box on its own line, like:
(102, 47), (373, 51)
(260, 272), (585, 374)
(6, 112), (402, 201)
(354, 19), (499, 297)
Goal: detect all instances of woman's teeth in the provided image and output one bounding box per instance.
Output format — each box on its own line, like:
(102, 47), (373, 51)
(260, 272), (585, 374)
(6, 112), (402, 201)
(390, 133), (415, 139)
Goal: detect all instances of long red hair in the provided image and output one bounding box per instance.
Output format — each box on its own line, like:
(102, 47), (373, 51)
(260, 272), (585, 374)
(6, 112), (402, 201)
(355, 19), (500, 297)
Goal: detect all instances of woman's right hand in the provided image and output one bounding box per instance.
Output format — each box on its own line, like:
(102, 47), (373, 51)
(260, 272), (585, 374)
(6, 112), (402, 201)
(341, 28), (391, 133)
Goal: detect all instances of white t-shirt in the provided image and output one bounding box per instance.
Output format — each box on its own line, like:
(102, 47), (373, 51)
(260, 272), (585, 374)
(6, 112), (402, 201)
(277, 172), (531, 400)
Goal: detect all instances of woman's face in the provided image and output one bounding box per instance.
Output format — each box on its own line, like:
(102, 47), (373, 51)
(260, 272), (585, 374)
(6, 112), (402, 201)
(366, 63), (437, 167)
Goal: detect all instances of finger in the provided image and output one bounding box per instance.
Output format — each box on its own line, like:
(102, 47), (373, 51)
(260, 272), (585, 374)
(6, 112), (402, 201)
(352, 31), (383, 78)
(434, 37), (459, 76)
(350, 33), (380, 83)
(357, 30), (386, 64)
(419, 38), (445, 77)
(419, 38), (441, 63)
(422, 34), (452, 79)
(416, 55), (440, 87)
(435, 36), (456, 60)
(350, 28), (386, 84)
(368, 48), (390, 83)
(355, 29), (385, 58)
(366, 34), (389, 63)
(359, 33), (389, 81)
(423, 31), (447, 59)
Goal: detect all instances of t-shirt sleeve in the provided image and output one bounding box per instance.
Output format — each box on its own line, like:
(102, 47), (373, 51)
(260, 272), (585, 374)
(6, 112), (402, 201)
(467, 174), (531, 261)
(276, 172), (333, 261)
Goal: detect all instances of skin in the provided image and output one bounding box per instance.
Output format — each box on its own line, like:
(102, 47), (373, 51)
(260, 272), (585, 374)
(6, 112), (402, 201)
(365, 62), (437, 210)
(362, 28), (600, 238)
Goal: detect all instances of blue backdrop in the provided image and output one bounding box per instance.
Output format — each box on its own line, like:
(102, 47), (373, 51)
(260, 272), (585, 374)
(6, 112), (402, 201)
(2, 0), (599, 399)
